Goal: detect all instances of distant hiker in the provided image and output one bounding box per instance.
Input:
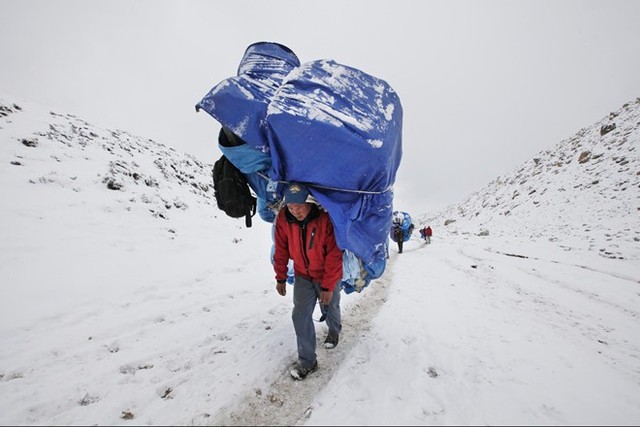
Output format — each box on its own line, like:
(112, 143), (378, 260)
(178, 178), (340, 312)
(391, 211), (414, 254)
(420, 225), (433, 244)
(273, 183), (343, 380)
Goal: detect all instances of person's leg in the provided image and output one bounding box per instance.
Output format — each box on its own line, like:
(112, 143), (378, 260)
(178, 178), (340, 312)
(322, 284), (341, 337)
(316, 282), (341, 349)
(292, 276), (318, 367)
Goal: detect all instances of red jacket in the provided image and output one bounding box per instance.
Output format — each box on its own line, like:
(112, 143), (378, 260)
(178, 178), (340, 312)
(425, 226), (432, 237)
(273, 205), (343, 291)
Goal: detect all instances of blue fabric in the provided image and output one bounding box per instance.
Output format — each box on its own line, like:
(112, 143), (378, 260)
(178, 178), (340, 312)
(265, 59), (402, 270)
(196, 42), (301, 151)
(341, 249), (386, 294)
(196, 42), (403, 289)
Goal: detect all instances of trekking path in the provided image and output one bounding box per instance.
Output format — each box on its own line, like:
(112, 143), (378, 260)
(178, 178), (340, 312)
(209, 265), (394, 426)
(210, 236), (640, 425)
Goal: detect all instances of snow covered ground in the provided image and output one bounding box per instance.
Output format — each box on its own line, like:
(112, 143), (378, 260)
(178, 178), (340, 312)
(1, 93), (639, 425)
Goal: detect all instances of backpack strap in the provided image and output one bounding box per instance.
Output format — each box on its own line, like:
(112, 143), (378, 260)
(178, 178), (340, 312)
(245, 198), (257, 227)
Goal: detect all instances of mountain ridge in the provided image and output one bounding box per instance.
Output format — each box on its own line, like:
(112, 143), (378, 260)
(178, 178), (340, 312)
(418, 97), (640, 262)
(1, 92), (222, 238)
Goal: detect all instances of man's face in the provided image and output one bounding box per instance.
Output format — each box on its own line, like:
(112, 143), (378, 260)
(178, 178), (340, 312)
(287, 202), (311, 221)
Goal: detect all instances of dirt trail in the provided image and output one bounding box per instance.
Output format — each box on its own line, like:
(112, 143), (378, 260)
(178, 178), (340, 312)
(209, 268), (393, 426)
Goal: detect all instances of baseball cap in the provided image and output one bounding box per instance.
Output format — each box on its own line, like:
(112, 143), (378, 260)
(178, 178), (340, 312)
(284, 183), (310, 204)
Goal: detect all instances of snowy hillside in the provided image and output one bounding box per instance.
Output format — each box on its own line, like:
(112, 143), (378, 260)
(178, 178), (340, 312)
(0, 92), (273, 333)
(1, 93), (639, 426)
(1, 93), (214, 230)
(422, 97), (640, 262)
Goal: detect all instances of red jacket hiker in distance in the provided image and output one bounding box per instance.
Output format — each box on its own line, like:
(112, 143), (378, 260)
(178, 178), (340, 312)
(273, 204), (343, 292)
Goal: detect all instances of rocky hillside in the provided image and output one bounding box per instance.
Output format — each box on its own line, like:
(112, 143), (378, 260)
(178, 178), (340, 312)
(421, 97), (640, 261)
(1, 94), (218, 237)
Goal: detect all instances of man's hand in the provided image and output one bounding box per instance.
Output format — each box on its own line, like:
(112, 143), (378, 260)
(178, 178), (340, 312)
(276, 281), (287, 296)
(319, 290), (333, 305)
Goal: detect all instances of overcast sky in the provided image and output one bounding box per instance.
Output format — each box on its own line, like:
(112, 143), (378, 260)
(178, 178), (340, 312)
(1, 0), (639, 213)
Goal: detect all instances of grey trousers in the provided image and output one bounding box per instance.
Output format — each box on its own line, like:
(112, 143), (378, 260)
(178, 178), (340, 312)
(292, 275), (342, 367)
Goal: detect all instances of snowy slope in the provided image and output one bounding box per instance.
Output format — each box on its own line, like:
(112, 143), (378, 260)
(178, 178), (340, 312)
(421, 97), (640, 262)
(0, 92), (235, 329)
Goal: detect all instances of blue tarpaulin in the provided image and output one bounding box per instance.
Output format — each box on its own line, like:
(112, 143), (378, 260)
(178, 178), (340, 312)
(390, 211), (413, 242)
(196, 42), (402, 292)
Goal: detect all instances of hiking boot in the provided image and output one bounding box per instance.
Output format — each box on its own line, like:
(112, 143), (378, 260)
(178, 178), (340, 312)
(290, 360), (318, 380)
(324, 333), (339, 349)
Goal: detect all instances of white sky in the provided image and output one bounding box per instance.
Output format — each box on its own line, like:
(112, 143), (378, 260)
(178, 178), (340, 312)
(1, 0), (639, 213)
(1, 92), (639, 425)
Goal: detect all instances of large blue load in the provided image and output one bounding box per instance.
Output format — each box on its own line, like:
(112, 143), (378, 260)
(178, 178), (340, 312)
(196, 42), (403, 292)
(390, 211), (413, 242)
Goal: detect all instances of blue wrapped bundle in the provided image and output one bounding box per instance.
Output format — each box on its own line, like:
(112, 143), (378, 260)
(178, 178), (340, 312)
(196, 42), (403, 292)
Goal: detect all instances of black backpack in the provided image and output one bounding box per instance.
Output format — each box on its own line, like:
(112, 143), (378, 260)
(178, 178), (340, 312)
(212, 154), (257, 227)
